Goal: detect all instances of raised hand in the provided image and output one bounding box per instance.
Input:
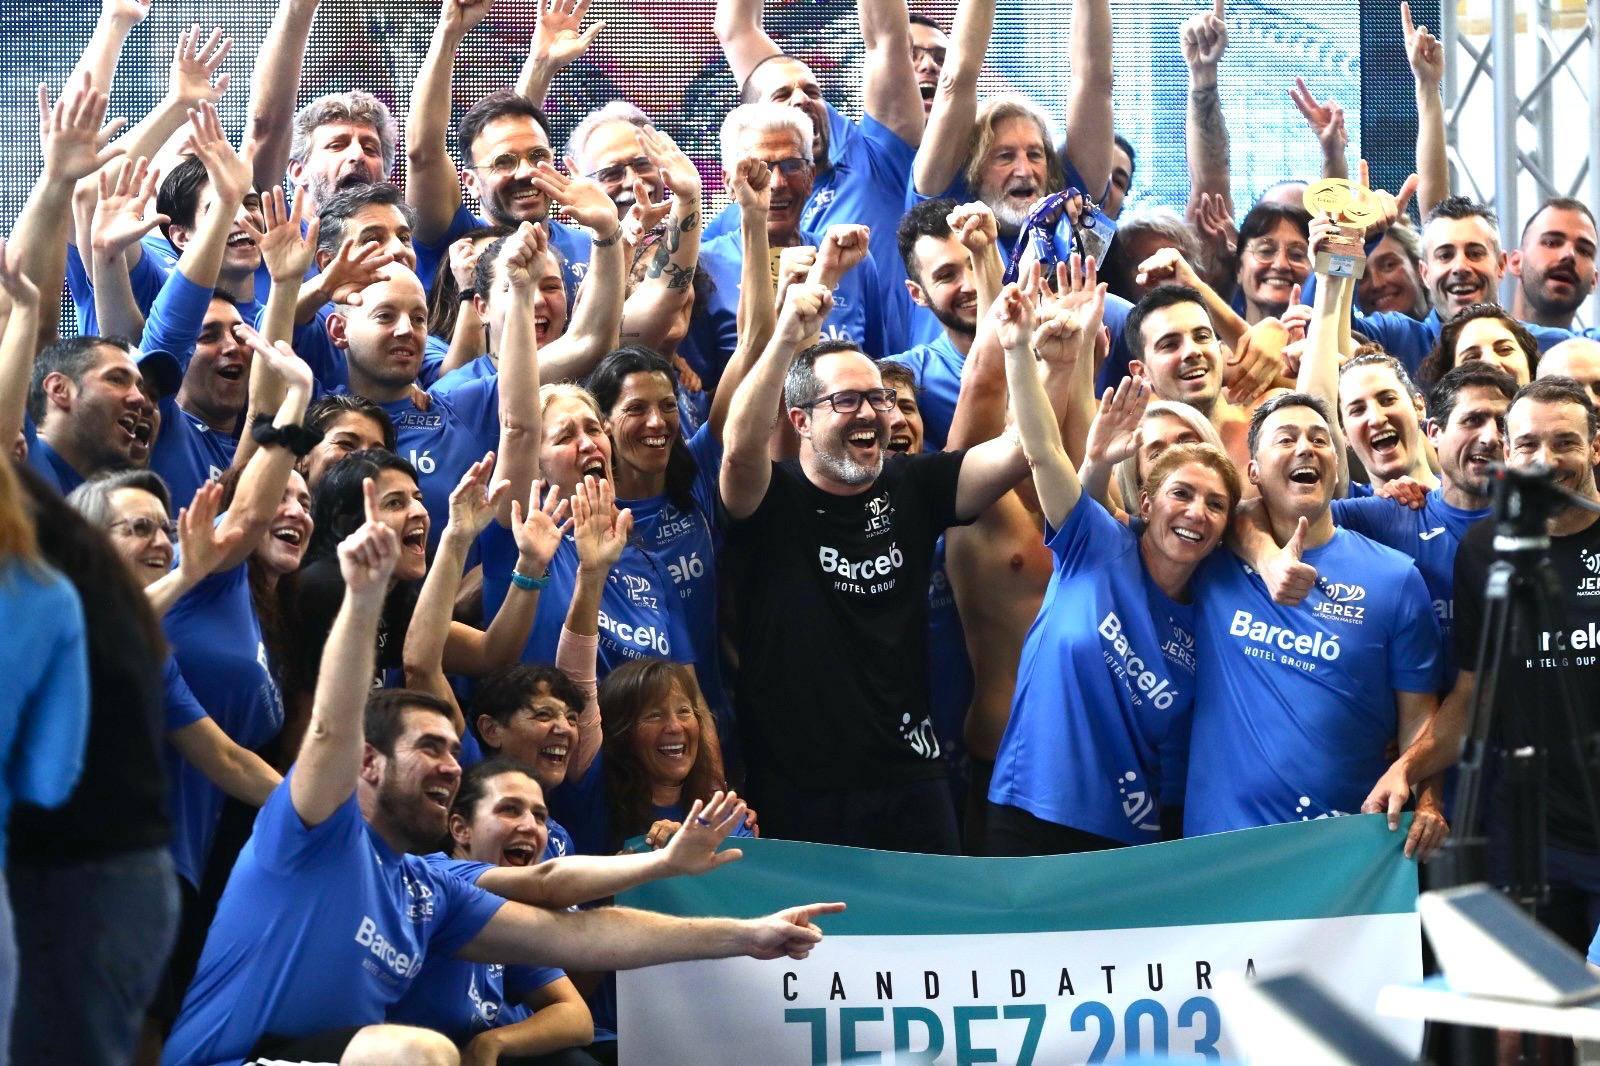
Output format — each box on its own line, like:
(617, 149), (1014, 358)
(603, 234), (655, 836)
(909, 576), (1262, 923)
(1355, 161), (1419, 235)
(620, 182), (671, 249)
(232, 322), (314, 397)
(321, 238), (395, 306)
(571, 474), (630, 574)
(814, 224), (871, 282)
(0, 238), (40, 315)
(90, 156), (169, 259)
(1402, 1), (1444, 89)
(445, 451), (512, 543)
(1034, 282), (1106, 369)
(513, 477), (573, 573)
(1288, 77), (1348, 159)
(1376, 474), (1429, 510)
(449, 234), (486, 292)
(500, 221), (550, 291)
(729, 156), (771, 215)
(175, 479), (246, 588)
(102, 0), (151, 26)
(990, 282), (1036, 353)
(1180, 0), (1228, 73)
(774, 245), (817, 310)
(529, 162), (619, 236)
(639, 126), (701, 203)
(440, 0), (493, 39)
(1193, 191), (1238, 249)
(1225, 317), (1291, 407)
(1261, 514), (1318, 606)
(187, 101), (254, 206)
(167, 24), (232, 110)
(38, 79), (126, 183)
(531, 0), (603, 73)
(947, 201), (998, 259)
(1084, 374), (1152, 465)
(339, 478), (402, 594)
(1134, 247), (1202, 291)
(244, 186), (318, 282)
(659, 791), (749, 873)
(775, 281), (833, 344)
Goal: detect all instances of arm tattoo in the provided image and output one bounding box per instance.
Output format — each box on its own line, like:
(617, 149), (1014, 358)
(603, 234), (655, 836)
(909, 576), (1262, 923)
(662, 261), (694, 291)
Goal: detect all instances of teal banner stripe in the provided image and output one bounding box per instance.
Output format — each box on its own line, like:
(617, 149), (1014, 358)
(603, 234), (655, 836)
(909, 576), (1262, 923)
(620, 814), (1417, 934)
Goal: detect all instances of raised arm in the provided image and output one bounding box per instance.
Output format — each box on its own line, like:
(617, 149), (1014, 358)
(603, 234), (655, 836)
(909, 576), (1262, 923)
(617, 129), (703, 353)
(913, 0), (994, 197)
(288, 479), (400, 827)
(516, 0), (604, 104)
(714, 0), (782, 89)
(709, 157), (775, 439)
(406, 0), (490, 245)
(996, 283), (1072, 527)
(529, 166), (626, 383)
(1182, 0), (1232, 219)
(560, 474), (630, 780)
(1403, 1), (1449, 217)
(213, 327), (314, 568)
(473, 792), (746, 909)
(145, 481), (245, 615)
(88, 157), (168, 341)
(72, 0), (147, 94)
(859, 0), (925, 147)
(14, 83), (126, 347)
(248, 187), (317, 348)
(1080, 374), (1150, 514)
(177, 103), (256, 291)
(493, 223), (547, 527)
(720, 282), (831, 519)
(243, 0), (321, 192)
(0, 242), (40, 456)
(1063, 0), (1114, 198)
(1297, 216), (1351, 496)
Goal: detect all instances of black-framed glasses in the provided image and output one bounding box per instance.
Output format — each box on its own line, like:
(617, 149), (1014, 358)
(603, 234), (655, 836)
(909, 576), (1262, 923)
(471, 148), (555, 176)
(586, 156), (658, 185)
(797, 388), (898, 413)
(109, 516), (177, 542)
(763, 157), (811, 178)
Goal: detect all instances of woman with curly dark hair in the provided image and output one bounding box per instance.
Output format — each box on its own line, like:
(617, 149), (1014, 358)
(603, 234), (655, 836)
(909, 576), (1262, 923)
(1418, 303), (1540, 388)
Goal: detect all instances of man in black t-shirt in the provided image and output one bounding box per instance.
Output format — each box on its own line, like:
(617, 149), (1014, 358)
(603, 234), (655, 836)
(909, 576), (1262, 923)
(1411, 377), (1600, 949)
(719, 282), (1031, 853)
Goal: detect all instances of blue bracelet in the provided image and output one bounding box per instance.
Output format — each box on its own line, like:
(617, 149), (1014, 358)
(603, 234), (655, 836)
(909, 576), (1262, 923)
(511, 569), (550, 591)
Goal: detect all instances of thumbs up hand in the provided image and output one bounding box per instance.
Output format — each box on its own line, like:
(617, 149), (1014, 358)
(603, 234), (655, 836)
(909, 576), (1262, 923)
(1261, 515), (1318, 606)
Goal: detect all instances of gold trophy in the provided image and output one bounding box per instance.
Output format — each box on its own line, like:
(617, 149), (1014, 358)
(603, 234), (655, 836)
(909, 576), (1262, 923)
(1304, 177), (1381, 280)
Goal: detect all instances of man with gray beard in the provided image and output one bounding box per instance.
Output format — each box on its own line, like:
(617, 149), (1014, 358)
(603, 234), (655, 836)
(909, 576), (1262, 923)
(718, 281), (1033, 853)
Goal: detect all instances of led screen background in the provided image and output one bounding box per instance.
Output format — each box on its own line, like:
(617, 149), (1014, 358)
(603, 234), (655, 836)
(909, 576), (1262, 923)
(0, 0), (1379, 334)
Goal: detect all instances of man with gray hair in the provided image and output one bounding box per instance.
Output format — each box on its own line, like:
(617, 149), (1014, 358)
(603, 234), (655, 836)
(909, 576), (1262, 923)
(284, 91), (398, 217)
(681, 103), (895, 391)
(563, 101), (662, 214)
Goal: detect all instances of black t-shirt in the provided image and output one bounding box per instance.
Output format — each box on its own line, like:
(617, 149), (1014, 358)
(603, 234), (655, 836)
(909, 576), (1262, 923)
(1455, 514), (1600, 853)
(293, 556), (418, 691)
(722, 453), (969, 790)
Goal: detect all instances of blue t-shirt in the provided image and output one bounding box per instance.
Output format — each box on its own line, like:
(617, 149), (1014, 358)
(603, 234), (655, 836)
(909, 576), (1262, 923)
(374, 377), (502, 549)
(388, 855), (564, 1041)
(1184, 529), (1443, 835)
(285, 305), (452, 396)
(162, 561), (284, 887)
(988, 493), (1198, 844)
(417, 204), (590, 300)
(618, 424), (730, 729)
(22, 426), (84, 495)
(65, 234), (271, 337)
(430, 352), (496, 400)
(479, 513), (692, 684)
(164, 775), (505, 1066)
(151, 394), (238, 515)
(0, 561), (89, 859)
(682, 225), (896, 388)
(1331, 487), (1489, 680)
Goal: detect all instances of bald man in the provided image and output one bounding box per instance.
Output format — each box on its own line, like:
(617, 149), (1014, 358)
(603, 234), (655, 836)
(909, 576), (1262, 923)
(1539, 337), (1600, 409)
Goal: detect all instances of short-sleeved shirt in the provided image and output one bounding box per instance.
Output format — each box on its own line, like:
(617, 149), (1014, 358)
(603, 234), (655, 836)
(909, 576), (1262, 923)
(65, 235), (271, 336)
(551, 754), (755, 858)
(417, 204), (590, 300)
(721, 453), (968, 791)
(370, 377), (502, 549)
(1184, 528), (1443, 835)
(0, 561), (89, 858)
(1454, 515), (1600, 854)
(1331, 488), (1490, 680)
(388, 855), (565, 1041)
(22, 428), (84, 496)
(285, 305), (453, 396)
(989, 493), (1198, 844)
(163, 561), (285, 887)
(163, 775), (505, 1066)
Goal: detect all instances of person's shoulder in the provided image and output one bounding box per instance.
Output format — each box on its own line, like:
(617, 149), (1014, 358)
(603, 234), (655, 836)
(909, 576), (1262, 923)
(0, 561), (80, 620)
(1328, 525), (1429, 580)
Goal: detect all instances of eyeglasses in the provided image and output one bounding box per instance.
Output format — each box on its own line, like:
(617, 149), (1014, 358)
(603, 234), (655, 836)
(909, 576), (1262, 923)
(763, 157), (811, 178)
(471, 148), (555, 176)
(911, 45), (947, 66)
(586, 156), (658, 185)
(1245, 240), (1310, 266)
(797, 388), (898, 413)
(109, 516), (177, 542)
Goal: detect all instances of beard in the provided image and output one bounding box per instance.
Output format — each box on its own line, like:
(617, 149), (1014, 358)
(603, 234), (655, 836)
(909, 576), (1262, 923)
(309, 168), (376, 209)
(1525, 263), (1590, 319)
(484, 179), (550, 229)
(930, 303), (977, 339)
(375, 774), (449, 854)
(812, 425), (885, 486)
(985, 193), (1032, 235)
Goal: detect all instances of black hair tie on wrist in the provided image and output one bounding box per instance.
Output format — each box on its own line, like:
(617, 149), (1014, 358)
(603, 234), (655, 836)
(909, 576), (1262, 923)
(251, 420), (324, 458)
